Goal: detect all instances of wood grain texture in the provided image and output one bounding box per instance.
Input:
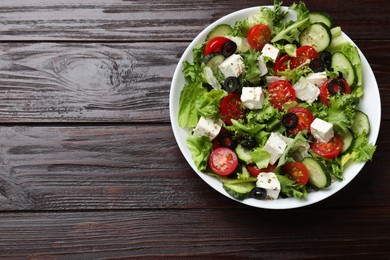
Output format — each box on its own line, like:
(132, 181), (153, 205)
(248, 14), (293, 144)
(0, 41), (388, 123)
(0, 0), (388, 41)
(0, 208), (389, 258)
(0, 122), (387, 211)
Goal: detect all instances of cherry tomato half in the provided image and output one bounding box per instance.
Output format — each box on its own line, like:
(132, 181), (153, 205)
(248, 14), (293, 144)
(282, 162), (309, 185)
(247, 24), (271, 51)
(247, 164), (276, 177)
(267, 80), (296, 110)
(311, 134), (343, 159)
(274, 55), (293, 75)
(219, 93), (245, 125)
(319, 78), (351, 106)
(287, 107), (314, 136)
(203, 36), (230, 56)
(208, 147), (239, 176)
(291, 46), (319, 69)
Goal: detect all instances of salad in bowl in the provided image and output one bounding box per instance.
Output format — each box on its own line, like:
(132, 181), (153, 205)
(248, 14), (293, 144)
(170, 1), (379, 208)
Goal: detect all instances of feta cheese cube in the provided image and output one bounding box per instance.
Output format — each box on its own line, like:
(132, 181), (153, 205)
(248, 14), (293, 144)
(193, 117), (222, 141)
(226, 36), (251, 53)
(257, 56), (268, 77)
(261, 43), (280, 62)
(218, 54), (245, 78)
(256, 172), (281, 200)
(306, 72), (328, 87)
(262, 132), (289, 165)
(293, 76), (320, 104)
(265, 76), (287, 85)
(310, 118), (334, 143)
(240, 87), (265, 110)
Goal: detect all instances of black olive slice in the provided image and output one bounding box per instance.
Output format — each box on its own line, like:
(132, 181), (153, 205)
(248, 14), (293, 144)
(251, 187), (267, 200)
(240, 139), (257, 150)
(222, 40), (237, 57)
(219, 132), (237, 150)
(223, 76), (240, 93)
(309, 58), (326, 72)
(282, 113), (298, 129)
(327, 78), (346, 96)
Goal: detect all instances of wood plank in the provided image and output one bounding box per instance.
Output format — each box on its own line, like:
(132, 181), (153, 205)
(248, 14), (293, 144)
(0, 208), (388, 258)
(0, 0), (388, 41)
(0, 41), (388, 123)
(0, 122), (387, 211)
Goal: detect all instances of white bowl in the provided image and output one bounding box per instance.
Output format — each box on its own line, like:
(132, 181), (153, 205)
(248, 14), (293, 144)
(169, 6), (381, 209)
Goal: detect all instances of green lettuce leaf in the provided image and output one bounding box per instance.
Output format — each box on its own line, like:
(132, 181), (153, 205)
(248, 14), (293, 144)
(326, 94), (358, 133)
(241, 50), (262, 84)
(340, 133), (376, 168)
(186, 135), (212, 172)
(276, 174), (308, 199)
(197, 89), (227, 120)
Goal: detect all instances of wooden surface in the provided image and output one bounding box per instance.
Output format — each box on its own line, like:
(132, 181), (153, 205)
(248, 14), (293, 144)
(0, 0), (389, 258)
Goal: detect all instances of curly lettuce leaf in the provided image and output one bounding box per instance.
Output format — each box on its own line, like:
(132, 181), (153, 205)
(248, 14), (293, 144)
(271, 1), (310, 43)
(186, 135), (212, 172)
(277, 173), (308, 199)
(241, 50), (262, 84)
(197, 89), (226, 120)
(340, 133), (376, 168)
(326, 94), (358, 133)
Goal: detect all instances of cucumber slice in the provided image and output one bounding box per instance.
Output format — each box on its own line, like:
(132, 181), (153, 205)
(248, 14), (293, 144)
(223, 182), (256, 200)
(340, 130), (354, 153)
(235, 144), (252, 164)
(351, 111), (370, 136)
(302, 158), (331, 189)
(299, 22), (332, 52)
(330, 26), (342, 38)
(204, 53), (225, 74)
(206, 24), (232, 40)
(331, 52), (357, 88)
(309, 12), (335, 28)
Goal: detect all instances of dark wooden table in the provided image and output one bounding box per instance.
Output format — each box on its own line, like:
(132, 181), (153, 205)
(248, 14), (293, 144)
(0, 0), (388, 258)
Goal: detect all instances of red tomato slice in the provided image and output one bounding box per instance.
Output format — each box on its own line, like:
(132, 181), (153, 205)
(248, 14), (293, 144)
(208, 147), (238, 176)
(274, 55), (293, 75)
(282, 162), (309, 185)
(319, 78), (351, 106)
(247, 24), (271, 51)
(291, 46), (319, 69)
(203, 36), (230, 56)
(219, 93), (245, 125)
(267, 80), (296, 110)
(287, 107), (314, 136)
(247, 164), (276, 177)
(311, 134), (343, 159)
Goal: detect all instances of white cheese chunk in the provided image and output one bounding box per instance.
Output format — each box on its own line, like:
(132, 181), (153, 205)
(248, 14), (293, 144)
(306, 72), (328, 88)
(261, 43), (280, 62)
(257, 55), (268, 77)
(262, 132), (289, 165)
(310, 118), (334, 143)
(226, 36), (251, 53)
(193, 116), (222, 141)
(256, 172), (281, 200)
(204, 67), (221, 90)
(265, 76), (287, 85)
(293, 76), (320, 104)
(240, 87), (265, 110)
(218, 54), (245, 78)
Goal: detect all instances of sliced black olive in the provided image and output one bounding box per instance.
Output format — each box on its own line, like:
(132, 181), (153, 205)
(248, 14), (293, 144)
(219, 132), (237, 150)
(327, 78), (346, 96)
(309, 58), (326, 72)
(251, 187), (267, 200)
(319, 51), (332, 70)
(241, 139), (257, 150)
(282, 113), (298, 129)
(222, 40), (237, 57)
(223, 76), (240, 93)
